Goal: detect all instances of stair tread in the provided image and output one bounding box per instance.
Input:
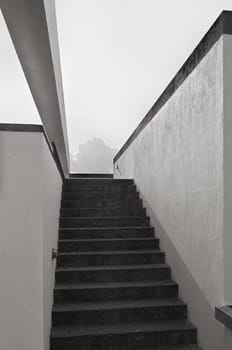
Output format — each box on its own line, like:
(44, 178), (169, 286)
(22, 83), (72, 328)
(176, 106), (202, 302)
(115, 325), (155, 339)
(115, 346), (201, 350)
(56, 263), (169, 272)
(58, 250), (162, 256)
(51, 319), (196, 337)
(52, 178), (200, 348)
(63, 190), (137, 193)
(65, 178), (133, 181)
(58, 238), (156, 243)
(61, 216), (147, 219)
(59, 226), (151, 231)
(53, 298), (186, 312)
(61, 206), (140, 209)
(55, 279), (177, 290)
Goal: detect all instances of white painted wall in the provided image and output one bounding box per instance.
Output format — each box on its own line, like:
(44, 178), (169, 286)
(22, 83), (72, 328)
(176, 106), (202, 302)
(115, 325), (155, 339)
(114, 35), (232, 350)
(0, 130), (62, 350)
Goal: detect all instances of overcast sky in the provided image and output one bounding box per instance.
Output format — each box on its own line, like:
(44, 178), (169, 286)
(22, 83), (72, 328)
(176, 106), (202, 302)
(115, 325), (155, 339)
(1, 1), (232, 156)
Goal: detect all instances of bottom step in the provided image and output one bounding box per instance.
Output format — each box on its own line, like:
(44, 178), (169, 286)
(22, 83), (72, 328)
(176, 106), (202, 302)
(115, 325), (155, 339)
(51, 320), (197, 350)
(116, 347), (201, 350)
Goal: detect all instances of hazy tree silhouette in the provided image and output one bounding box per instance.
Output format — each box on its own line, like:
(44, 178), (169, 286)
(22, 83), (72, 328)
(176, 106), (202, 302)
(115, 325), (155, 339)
(70, 138), (117, 173)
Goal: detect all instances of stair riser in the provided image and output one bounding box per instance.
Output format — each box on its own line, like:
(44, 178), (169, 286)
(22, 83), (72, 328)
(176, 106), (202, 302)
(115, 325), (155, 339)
(60, 217), (150, 228)
(63, 184), (136, 192)
(51, 328), (197, 350)
(69, 174), (113, 178)
(60, 207), (146, 217)
(64, 179), (134, 185)
(52, 304), (187, 327)
(58, 239), (159, 252)
(57, 253), (165, 267)
(62, 192), (139, 200)
(56, 267), (171, 284)
(59, 228), (155, 240)
(54, 284), (179, 303)
(61, 198), (143, 209)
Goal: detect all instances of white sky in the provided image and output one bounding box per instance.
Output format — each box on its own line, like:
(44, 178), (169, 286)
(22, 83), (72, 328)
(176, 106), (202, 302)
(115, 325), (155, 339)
(1, 1), (232, 155)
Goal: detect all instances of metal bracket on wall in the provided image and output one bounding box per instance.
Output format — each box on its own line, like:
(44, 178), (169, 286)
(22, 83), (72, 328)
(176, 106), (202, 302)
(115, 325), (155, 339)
(52, 248), (58, 260)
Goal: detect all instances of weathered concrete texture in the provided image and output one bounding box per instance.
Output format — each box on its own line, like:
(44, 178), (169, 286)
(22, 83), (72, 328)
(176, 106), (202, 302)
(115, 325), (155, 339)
(223, 34), (232, 306)
(114, 11), (232, 163)
(114, 36), (232, 349)
(0, 130), (62, 350)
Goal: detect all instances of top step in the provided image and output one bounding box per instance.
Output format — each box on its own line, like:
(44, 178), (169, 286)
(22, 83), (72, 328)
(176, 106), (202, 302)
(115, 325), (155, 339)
(65, 178), (134, 185)
(70, 173), (113, 179)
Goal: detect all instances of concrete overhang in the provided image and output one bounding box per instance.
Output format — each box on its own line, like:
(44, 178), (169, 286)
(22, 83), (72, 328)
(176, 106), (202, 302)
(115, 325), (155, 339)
(0, 0), (69, 176)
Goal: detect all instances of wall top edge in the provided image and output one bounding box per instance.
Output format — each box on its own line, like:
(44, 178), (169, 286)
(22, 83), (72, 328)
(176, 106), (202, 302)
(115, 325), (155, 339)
(114, 10), (232, 163)
(0, 123), (65, 180)
(0, 124), (43, 133)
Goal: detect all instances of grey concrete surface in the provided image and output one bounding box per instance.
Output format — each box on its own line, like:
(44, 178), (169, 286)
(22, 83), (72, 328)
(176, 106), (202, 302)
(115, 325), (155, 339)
(114, 35), (232, 349)
(0, 0), (69, 176)
(0, 130), (62, 350)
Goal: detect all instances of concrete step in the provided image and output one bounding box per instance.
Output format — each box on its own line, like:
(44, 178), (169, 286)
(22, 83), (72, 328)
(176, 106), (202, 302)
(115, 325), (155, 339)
(96, 346), (201, 350)
(57, 250), (165, 267)
(59, 216), (150, 228)
(60, 207), (145, 217)
(50, 320), (197, 350)
(51, 177), (200, 350)
(62, 191), (139, 200)
(54, 280), (179, 303)
(52, 298), (187, 327)
(58, 237), (159, 252)
(55, 264), (171, 284)
(64, 178), (134, 185)
(63, 183), (136, 192)
(61, 197), (143, 209)
(69, 173), (113, 179)
(58, 227), (154, 240)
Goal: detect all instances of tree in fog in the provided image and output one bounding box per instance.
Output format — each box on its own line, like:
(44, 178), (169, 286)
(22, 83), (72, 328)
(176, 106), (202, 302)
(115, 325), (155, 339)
(70, 137), (117, 173)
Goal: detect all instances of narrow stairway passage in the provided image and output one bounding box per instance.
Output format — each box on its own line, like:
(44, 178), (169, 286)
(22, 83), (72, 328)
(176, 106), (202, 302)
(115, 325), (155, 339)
(50, 175), (201, 350)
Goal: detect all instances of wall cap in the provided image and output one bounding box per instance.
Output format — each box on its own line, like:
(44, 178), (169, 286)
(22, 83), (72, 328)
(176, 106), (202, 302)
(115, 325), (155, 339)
(114, 10), (232, 163)
(0, 123), (65, 180)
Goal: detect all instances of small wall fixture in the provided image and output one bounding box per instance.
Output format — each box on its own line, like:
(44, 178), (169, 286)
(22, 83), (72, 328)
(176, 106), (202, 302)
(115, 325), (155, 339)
(215, 306), (232, 330)
(52, 248), (58, 260)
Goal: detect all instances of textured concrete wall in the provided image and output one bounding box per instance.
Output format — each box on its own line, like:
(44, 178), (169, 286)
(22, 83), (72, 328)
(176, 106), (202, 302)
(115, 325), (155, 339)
(0, 131), (62, 350)
(115, 36), (232, 349)
(223, 34), (232, 306)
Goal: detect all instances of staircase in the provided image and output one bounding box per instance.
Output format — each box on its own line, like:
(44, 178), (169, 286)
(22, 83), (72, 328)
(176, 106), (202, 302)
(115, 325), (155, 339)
(50, 176), (201, 350)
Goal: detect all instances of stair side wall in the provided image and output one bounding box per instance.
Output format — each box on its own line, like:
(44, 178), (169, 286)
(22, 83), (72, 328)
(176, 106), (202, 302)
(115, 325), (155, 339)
(0, 130), (62, 350)
(114, 35), (232, 349)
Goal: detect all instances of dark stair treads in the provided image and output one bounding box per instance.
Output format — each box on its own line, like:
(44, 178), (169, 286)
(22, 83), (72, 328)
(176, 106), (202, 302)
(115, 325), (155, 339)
(69, 173), (114, 179)
(61, 198), (143, 209)
(62, 191), (139, 200)
(134, 347), (201, 350)
(58, 237), (159, 252)
(52, 298), (187, 327)
(60, 216), (150, 228)
(69, 173), (113, 178)
(54, 280), (179, 303)
(60, 207), (146, 217)
(50, 320), (197, 350)
(51, 177), (200, 350)
(59, 227), (155, 240)
(64, 179), (134, 185)
(55, 264), (171, 284)
(93, 346), (202, 350)
(57, 250), (165, 267)
(63, 183), (136, 192)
